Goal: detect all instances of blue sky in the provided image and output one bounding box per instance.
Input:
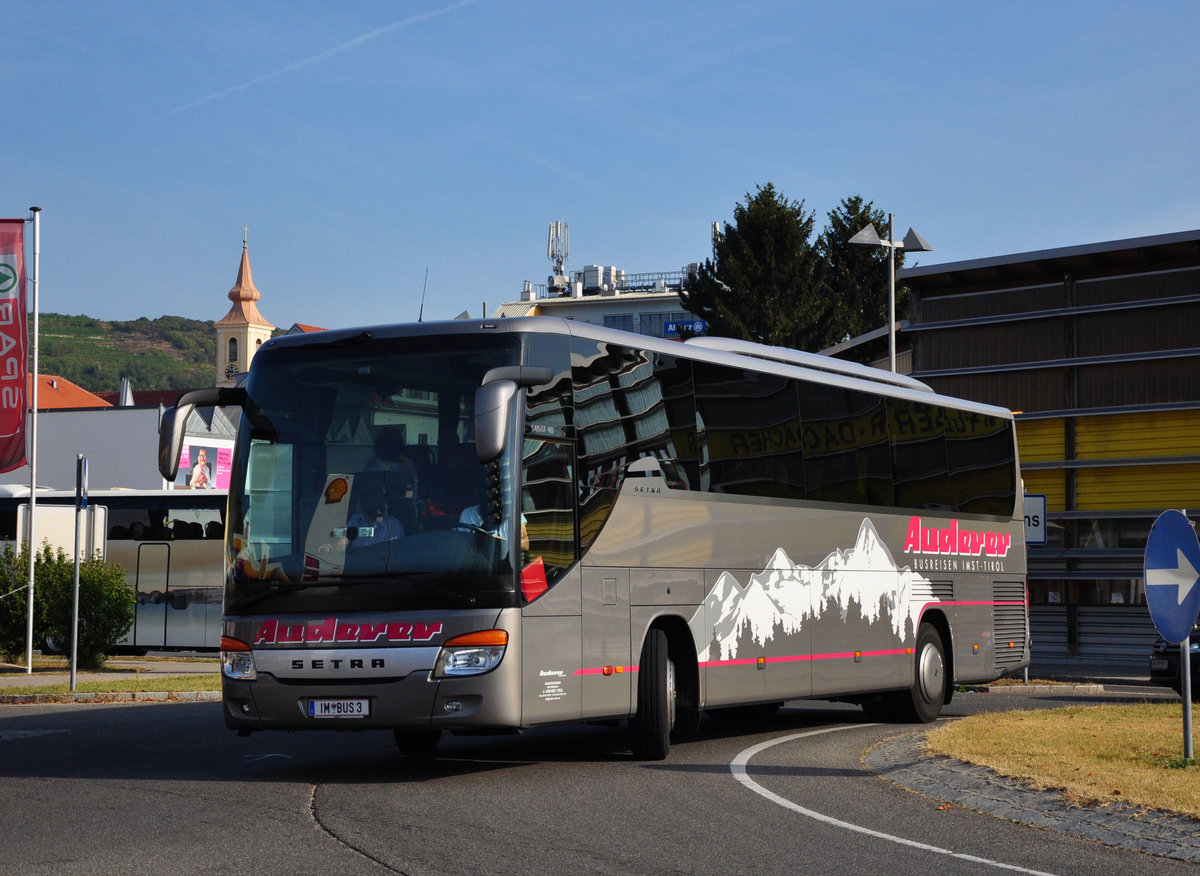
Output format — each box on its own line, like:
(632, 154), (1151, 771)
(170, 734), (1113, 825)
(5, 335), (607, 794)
(7, 1), (1199, 330)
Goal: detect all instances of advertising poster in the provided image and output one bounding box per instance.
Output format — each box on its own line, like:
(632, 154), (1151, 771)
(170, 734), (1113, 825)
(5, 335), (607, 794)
(176, 443), (232, 490)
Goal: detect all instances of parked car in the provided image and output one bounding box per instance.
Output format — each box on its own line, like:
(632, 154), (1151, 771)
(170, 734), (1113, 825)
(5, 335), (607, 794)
(1149, 632), (1200, 701)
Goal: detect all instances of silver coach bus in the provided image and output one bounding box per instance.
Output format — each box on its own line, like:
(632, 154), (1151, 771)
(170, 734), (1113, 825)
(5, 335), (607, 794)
(158, 317), (1028, 759)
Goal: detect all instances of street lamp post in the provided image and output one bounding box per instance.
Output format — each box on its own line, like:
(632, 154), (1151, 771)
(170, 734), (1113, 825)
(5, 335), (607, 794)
(849, 213), (932, 373)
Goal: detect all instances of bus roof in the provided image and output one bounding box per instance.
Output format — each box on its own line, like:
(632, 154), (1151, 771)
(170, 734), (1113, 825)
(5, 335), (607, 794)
(257, 316), (1012, 420)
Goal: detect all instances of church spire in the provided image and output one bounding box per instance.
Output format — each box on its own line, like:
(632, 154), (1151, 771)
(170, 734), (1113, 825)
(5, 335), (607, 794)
(216, 232), (276, 386)
(219, 240), (271, 326)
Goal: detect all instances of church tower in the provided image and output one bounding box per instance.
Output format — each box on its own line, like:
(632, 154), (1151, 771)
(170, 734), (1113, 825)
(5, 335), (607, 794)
(216, 234), (275, 386)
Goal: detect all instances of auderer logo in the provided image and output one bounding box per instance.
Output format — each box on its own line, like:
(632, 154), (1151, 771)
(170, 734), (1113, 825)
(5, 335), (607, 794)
(903, 516), (1012, 558)
(253, 617), (444, 645)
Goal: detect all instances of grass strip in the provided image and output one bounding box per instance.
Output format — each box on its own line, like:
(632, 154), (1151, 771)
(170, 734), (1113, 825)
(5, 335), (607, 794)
(926, 702), (1200, 818)
(0, 675), (219, 696)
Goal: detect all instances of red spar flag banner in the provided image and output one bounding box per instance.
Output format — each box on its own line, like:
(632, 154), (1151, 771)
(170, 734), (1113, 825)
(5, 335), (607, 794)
(0, 220), (27, 473)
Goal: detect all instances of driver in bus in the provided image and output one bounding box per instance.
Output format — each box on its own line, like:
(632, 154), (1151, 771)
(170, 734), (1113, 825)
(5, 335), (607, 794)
(459, 482), (530, 560)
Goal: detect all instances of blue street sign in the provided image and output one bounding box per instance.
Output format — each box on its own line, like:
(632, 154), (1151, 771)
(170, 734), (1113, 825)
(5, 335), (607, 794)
(1144, 510), (1200, 644)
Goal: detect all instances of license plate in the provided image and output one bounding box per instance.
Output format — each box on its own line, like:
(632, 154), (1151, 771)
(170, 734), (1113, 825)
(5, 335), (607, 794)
(308, 698), (371, 718)
(1151, 658), (1169, 671)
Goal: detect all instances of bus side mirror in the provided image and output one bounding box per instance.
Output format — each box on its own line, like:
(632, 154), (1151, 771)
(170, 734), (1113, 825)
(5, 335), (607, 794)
(475, 366), (554, 463)
(475, 380), (517, 463)
(158, 386), (246, 481)
(159, 403), (194, 481)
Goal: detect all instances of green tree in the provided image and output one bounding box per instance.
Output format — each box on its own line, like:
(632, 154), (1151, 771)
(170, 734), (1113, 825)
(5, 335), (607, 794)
(680, 183), (830, 350)
(819, 195), (911, 344)
(0, 545), (29, 660)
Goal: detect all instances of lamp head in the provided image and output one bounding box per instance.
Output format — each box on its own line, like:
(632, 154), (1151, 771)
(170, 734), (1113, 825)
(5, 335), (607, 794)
(901, 228), (932, 252)
(849, 224), (883, 246)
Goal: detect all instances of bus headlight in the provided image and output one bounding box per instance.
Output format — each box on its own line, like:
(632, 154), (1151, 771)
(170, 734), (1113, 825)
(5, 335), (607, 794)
(221, 636), (257, 681)
(434, 630), (508, 678)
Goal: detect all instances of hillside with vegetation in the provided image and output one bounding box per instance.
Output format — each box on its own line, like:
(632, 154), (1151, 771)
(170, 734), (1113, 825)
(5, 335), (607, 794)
(35, 313), (217, 394)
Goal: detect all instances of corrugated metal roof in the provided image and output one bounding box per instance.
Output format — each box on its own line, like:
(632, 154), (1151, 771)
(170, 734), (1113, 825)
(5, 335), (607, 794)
(900, 228), (1200, 295)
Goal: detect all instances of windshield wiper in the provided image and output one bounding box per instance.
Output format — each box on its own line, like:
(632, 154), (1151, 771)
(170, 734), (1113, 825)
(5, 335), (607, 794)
(337, 570), (479, 606)
(227, 581), (327, 614)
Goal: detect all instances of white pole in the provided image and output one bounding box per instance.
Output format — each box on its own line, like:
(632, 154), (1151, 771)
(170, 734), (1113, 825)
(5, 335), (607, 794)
(1183, 636), (1194, 760)
(24, 207), (40, 674)
(70, 454), (85, 691)
(887, 212), (896, 373)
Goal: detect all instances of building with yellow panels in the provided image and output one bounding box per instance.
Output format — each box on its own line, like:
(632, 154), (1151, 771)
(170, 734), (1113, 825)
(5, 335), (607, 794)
(890, 229), (1200, 669)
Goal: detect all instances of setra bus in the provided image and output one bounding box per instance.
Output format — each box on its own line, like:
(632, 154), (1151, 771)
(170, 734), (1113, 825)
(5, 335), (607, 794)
(0, 487), (226, 651)
(158, 317), (1028, 759)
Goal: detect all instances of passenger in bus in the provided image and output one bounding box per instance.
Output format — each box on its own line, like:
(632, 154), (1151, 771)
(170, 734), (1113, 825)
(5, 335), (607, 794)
(366, 427), (420, 491)
(386, 473), (420, 536)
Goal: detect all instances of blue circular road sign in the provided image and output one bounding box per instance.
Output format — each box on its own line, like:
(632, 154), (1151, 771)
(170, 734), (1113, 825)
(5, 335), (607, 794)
(1144, 510), (1200, 644)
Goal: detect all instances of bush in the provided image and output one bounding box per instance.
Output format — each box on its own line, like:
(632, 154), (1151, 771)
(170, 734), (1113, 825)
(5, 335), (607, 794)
(0, 545), (29, 660)
(0, 543), (134, 667)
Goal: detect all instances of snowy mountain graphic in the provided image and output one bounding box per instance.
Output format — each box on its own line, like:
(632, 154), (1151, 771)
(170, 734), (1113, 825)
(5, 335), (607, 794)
(697, 518), (938, 662)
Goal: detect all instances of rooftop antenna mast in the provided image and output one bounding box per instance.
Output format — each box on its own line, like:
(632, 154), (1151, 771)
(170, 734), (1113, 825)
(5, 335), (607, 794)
(547, 221), (569, 294)
(418, 267), (429, 322)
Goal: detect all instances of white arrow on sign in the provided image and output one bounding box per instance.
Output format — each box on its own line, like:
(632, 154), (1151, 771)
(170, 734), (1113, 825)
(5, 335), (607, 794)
(1146, 547), (1200, 605)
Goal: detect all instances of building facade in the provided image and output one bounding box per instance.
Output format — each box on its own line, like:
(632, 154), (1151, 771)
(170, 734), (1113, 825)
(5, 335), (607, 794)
(495, 266), (703, 339)
(895, 229), (1200, 667)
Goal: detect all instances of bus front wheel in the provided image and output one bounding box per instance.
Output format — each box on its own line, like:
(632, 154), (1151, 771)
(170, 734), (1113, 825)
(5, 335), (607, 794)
(899, 623), (946, 723)
(630, 628), (675, 760)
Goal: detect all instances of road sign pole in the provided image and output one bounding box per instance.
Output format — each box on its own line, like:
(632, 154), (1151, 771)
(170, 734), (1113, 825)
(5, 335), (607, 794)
(1144, 508), (1200, 761)
(1183, 636), (1194, 760)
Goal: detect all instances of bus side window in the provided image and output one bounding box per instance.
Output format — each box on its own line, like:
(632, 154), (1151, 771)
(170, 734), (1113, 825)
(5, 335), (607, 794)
(521, 439), (577, 588)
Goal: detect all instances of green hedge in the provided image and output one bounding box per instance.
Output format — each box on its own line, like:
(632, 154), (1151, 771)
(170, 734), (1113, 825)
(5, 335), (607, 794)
(0, 544), (134, 668)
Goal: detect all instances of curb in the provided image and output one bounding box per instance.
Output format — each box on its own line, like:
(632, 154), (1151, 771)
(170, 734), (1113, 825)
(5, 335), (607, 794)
(966, 683), (1105, 695)
(0, 690), (221, 705)
(866, 732), (1200, 864)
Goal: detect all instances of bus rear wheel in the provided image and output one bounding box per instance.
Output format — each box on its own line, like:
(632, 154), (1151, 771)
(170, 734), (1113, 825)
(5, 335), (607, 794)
(898, 623), (946, 723)
(630, 628), (675, 760)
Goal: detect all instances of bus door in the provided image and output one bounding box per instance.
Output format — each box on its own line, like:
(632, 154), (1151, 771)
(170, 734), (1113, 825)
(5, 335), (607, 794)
(519, 439), (587, 724)
(163, 541), (218, 649)
(133, 542), (170, 649)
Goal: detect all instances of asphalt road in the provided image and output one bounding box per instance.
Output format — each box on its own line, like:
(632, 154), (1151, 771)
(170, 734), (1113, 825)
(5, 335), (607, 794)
(0, 689), (1192, 876)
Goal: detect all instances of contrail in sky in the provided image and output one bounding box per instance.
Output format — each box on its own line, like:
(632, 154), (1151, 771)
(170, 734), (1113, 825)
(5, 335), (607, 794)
(169, 0), (476, 114)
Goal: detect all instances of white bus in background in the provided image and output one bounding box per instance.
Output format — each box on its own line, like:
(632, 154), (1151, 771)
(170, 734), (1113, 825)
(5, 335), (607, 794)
(0, 487), (226, 652)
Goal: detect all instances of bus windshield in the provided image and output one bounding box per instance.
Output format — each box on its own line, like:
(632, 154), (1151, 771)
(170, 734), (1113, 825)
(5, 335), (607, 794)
(225, 332), (522, 613)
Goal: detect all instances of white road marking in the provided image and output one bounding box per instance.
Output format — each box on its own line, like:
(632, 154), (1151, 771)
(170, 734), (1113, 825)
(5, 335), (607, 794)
(0, 729), (70, 742)
(730, 726), (1058, 876)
